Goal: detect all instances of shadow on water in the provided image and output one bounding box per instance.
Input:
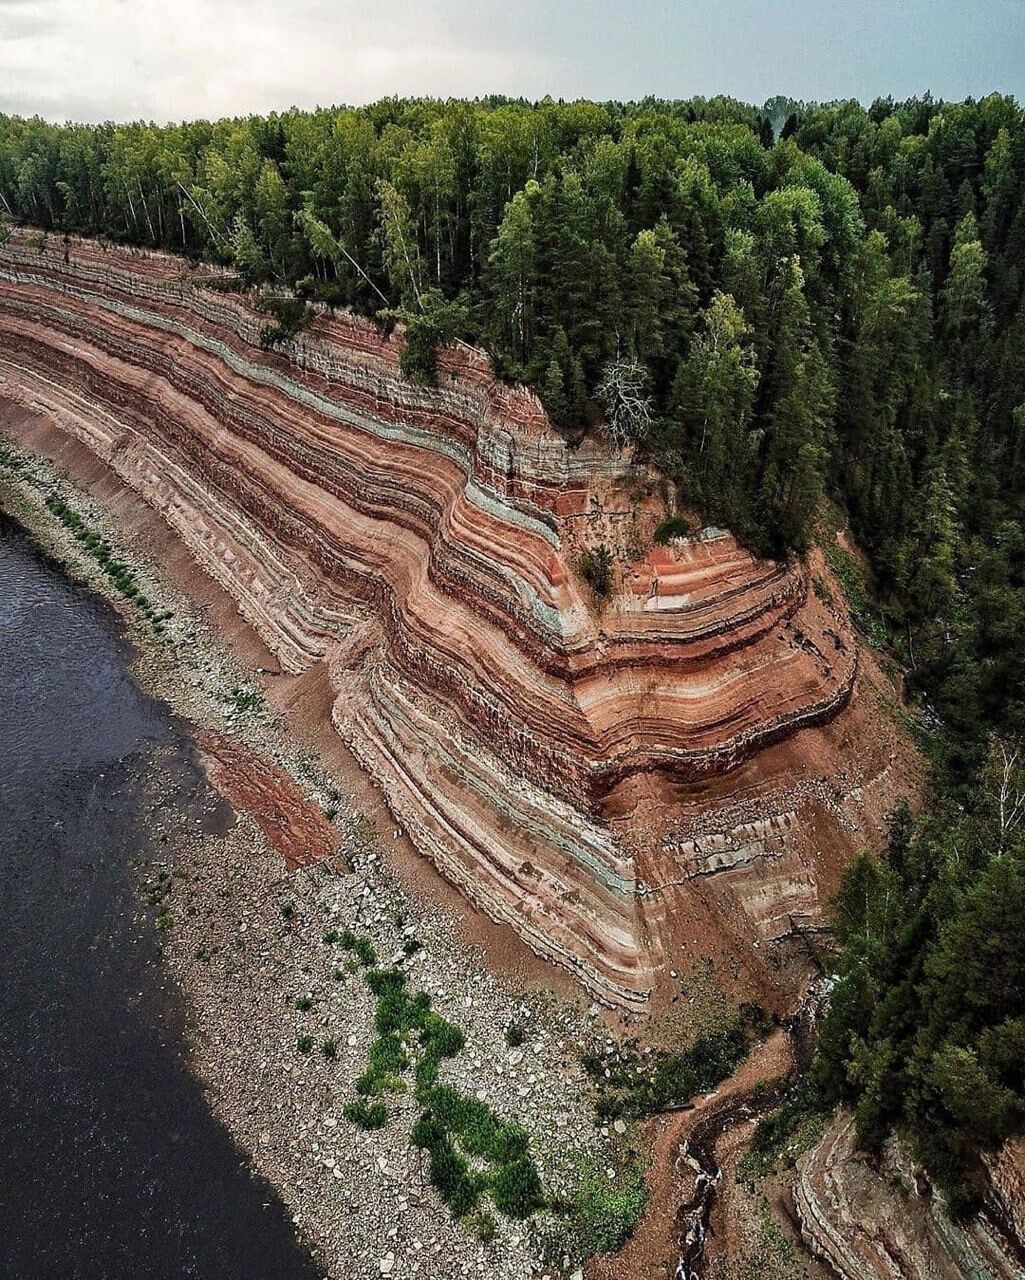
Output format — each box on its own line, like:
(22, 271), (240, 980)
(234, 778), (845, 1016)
(0, 514), (322, 1280)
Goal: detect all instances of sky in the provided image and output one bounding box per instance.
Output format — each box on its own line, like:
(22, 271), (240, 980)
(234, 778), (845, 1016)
(1, 0), (1023, 125)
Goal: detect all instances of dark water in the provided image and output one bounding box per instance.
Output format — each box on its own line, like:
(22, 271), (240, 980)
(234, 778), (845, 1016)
(0, 516), (320, 1280)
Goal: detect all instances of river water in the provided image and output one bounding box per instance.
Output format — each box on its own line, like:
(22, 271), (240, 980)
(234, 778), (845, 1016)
(0, 515), (320, 1280)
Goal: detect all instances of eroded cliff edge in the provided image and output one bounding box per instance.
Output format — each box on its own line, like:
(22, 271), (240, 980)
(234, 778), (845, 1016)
(0, 230), (915, 1008)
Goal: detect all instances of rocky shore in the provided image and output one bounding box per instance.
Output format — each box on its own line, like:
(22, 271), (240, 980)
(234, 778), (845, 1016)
(0, 438), (619, 1280)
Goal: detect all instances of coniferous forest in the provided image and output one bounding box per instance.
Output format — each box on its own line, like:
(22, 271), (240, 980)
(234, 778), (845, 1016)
(2, 94), (1025, 1206)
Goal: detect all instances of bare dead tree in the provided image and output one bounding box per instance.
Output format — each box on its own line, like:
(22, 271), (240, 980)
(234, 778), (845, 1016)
(994, 737), (1025, 854)
(596, 357), (654, 449)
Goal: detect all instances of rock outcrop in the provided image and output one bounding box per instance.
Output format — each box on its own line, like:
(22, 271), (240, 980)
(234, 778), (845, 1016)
(794, 1114), (1025, 1279)
(0, 230), (915, 1006)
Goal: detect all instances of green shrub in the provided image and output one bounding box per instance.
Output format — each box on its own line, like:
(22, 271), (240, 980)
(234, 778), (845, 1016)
(342, 934), (377, 967)
(344, 1099), (388, 1130)
(411, 1118), (482, 1217)
(579, 544), (614, 598)
(490, 1157), (545, 1219)
(421, 1013), (465, 1059)
(653, 516), (691, 544)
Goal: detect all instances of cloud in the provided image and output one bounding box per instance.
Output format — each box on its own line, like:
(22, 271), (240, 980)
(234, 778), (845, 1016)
(0, 0), (1021, 124)
(0, 0), (560, 123)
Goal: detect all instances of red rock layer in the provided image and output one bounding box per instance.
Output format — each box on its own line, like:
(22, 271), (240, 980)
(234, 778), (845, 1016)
(0, 230), (913, 1006)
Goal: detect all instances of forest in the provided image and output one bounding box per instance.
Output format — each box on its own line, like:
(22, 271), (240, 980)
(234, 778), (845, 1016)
(1, 93), (1024, 1205)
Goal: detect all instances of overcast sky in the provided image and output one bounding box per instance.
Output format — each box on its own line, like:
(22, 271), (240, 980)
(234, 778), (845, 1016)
(2, 0), (1023, 125)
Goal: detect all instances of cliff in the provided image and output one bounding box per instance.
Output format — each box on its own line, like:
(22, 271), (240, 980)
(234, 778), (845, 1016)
(0, 230), (915, 1007)
(794, 1114), (1025, 1279)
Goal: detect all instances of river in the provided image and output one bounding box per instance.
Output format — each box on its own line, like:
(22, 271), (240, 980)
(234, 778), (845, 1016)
(0, 514), (320, 1280)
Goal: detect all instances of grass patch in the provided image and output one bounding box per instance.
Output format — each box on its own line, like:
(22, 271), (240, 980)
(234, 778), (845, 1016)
(533, 1153), (647, 1267)
(0, 441), (27, 474)
(228, 685), (264, 716)
(342, 940), (544, 1222)
(568, 1156), (647, 1255)
(43, 495), (170, 630)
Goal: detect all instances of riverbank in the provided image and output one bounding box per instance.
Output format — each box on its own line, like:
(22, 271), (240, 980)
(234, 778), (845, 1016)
(0, 513), (324, 1280)
(0, 433), (624, 1279)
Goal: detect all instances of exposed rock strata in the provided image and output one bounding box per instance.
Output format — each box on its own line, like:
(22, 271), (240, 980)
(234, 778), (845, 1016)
(794, 1114), (1025, 1280)
(0, 230), (914, 1006)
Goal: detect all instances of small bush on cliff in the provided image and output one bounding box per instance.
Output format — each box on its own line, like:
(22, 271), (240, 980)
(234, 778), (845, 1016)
(579, 544), (614, 599)
(389, 291), (469, 387)
(653, 516), (691, 545)
(258, 296), (313, 349)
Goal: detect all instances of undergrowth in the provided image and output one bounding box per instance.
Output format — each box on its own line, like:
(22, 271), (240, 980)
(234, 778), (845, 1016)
(341, 937), (544, 1222)
(739, 1080), (827, 1177)
(582, 1003), (771, 1120)
(533, 1153), (648, 1264)
(823, 540), (890, 649)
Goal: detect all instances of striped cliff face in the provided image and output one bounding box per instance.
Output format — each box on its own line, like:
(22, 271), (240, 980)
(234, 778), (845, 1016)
(0, 230), (916, 1009)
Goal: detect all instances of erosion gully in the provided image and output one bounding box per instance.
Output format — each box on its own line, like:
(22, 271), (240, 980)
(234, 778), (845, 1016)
(671, 978), (832, 1280)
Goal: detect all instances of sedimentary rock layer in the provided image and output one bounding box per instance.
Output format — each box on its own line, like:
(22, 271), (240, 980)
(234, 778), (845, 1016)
(0, 230), (913, 1005)
(795, 1114), (1025, 1280)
